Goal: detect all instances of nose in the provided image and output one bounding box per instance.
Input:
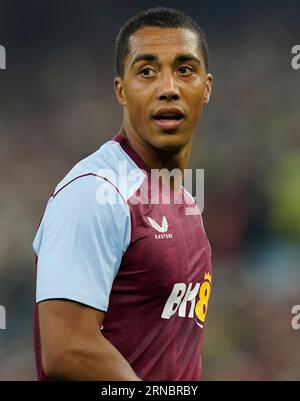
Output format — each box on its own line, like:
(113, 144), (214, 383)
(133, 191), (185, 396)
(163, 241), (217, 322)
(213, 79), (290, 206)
(157, 71), (180, 101)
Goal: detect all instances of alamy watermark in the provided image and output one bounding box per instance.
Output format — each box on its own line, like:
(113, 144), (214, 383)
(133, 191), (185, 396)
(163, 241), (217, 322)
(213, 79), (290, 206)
(291, 305), (300, 330)
(0, 45), (6, 70)
(0, 305), (6, 330)
(95, 163), (204, 216)
(291, 45), (300, 70)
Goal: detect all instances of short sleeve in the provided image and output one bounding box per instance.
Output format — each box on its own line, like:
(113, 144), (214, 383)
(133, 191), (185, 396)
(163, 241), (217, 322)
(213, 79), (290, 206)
(34, 175), (131, 312)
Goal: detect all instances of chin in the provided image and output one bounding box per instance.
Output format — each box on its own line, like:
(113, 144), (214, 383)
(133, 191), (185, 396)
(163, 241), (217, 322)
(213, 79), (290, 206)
(152, 132), (188, 152)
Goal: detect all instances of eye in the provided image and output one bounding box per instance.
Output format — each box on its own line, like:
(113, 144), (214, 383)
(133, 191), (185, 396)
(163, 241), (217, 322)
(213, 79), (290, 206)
(178, 66), (194, 75)
(139, 67), (156, 77)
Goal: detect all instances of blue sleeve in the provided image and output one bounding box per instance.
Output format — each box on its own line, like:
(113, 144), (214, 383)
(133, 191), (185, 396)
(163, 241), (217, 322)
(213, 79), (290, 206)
(34, 175), (131, 312)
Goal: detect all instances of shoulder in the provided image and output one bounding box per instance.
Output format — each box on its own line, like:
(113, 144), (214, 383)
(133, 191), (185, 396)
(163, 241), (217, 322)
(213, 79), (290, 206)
(52, 139), (145, 204)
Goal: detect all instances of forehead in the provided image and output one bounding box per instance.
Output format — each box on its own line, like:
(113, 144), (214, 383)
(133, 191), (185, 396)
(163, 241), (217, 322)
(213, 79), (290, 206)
(127, 26), (201, 63)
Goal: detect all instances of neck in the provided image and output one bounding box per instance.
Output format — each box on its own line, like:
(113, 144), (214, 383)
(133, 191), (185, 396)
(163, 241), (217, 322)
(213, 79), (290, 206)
(118, 125), (193, 191)
(119, 126), (193, 173)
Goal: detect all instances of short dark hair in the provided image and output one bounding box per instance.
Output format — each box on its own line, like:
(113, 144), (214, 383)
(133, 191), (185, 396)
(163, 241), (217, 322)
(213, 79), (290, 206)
(115, 7), (209, 78)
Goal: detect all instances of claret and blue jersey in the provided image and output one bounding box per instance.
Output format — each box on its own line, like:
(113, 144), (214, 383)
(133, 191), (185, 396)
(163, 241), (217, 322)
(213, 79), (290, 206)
(33, 132), (212, 381)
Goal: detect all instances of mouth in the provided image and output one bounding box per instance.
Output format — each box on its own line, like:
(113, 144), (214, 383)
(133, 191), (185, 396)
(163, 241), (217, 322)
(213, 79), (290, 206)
(152, 108), (185, 131)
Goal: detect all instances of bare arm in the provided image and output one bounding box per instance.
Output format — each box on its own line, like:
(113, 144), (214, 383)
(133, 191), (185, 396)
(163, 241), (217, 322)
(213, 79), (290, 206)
(39, 299), (141, 381)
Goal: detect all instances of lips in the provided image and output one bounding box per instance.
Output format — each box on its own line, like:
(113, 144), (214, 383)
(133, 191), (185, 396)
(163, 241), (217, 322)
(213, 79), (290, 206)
(152, 107), (185, 131)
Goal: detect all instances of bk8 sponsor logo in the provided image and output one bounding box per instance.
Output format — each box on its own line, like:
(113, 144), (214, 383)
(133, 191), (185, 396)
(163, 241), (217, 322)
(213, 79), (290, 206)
(161, 272), (212, 328)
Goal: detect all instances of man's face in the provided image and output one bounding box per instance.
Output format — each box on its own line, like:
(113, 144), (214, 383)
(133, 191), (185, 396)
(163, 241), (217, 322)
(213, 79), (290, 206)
(115, 26), (213, 152)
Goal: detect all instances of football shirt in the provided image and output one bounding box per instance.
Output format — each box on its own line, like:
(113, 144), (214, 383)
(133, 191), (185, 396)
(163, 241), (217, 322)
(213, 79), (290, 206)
(33, 132), (212, 380)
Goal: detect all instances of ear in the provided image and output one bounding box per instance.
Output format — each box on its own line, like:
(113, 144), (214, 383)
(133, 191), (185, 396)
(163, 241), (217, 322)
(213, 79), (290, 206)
(114, 77), (127, 107)
(203, 73), (213, 104)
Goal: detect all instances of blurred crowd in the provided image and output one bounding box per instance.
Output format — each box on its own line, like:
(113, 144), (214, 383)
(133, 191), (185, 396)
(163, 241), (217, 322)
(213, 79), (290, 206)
(0, 1), (300, 380)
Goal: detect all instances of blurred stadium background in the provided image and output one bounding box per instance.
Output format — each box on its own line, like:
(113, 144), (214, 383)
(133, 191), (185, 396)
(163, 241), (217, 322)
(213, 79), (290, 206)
(0, 0), (300, 380)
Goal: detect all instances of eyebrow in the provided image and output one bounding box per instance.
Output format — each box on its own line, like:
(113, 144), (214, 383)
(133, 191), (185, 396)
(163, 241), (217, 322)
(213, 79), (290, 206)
(130, 53), (201, 69)
(130, 54), (158, 68)
(175, 54), (201, 67)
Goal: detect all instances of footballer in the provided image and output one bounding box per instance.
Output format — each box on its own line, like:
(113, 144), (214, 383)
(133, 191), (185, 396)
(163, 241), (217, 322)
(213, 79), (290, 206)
(33, 7), (213, 380)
